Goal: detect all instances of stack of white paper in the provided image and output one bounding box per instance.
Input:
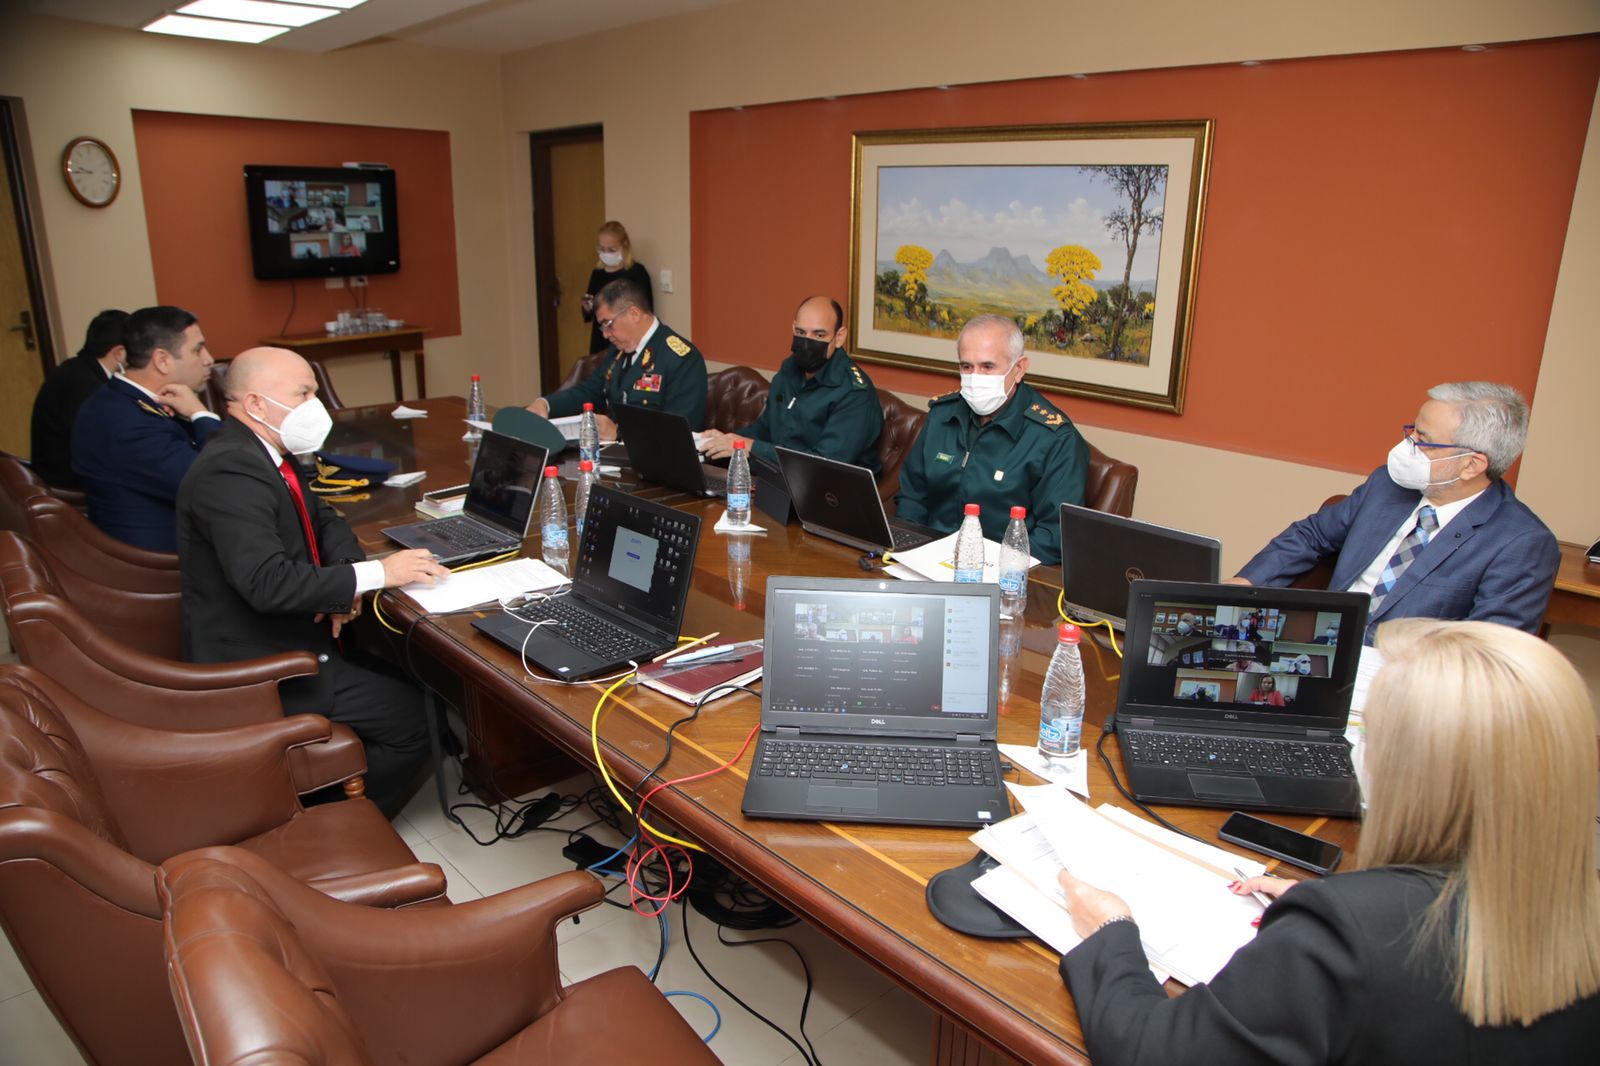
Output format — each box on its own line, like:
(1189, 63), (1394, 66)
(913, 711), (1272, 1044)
(884, 531), (1039, 583)
(402, 557), (569, 613)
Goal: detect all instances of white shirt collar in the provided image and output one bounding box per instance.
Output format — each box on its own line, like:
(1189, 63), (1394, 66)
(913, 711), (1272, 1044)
(115, 372), (164, 404)
(628, 317), (661, 362)
(243, 419), (285, 467)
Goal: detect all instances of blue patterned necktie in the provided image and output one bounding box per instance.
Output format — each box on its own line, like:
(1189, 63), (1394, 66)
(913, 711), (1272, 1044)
(1369, 505), (1439, 614)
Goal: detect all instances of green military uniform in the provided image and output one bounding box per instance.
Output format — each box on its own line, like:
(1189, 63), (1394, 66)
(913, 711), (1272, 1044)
(544, 319), (708, 429)
(895, 381), (1088, 565)
(735, 350), (883, 475)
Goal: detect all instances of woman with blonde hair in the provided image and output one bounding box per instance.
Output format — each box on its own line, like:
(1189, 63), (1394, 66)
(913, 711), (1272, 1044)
(581, 220), (652, 354)
(1057, 618), (1600, 1063)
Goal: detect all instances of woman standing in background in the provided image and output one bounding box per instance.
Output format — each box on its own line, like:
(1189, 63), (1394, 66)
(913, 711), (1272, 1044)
(582, 220), (652, 354)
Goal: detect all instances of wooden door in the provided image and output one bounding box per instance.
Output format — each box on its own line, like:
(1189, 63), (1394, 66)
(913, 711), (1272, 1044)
(0, 102), (51, 457)
(530, 125), (604, 393)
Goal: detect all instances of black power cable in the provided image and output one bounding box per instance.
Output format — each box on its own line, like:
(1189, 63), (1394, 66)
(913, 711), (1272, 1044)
(681, 896), (819, 1066)
(1096, 721), (1209, 846)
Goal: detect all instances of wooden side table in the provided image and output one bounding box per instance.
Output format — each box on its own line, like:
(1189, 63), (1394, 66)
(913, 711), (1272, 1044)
(260, 326), (428, 403)
(1543, 541), (1600, 634)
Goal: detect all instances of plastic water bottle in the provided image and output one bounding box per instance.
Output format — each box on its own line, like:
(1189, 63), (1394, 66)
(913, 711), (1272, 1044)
(1038, 623), (1087, 763)
(727, 535), (752, 611)
(952, 503), (984, 583)
(466, 374), (485, 441)
(997, 614), (1023, 711)
(538, 465), (569, 574)
(573, 459), (599, 540)
(578, 402), (600, 465)
(726, 439), (752, 525)
(998, 505), (1030, 617)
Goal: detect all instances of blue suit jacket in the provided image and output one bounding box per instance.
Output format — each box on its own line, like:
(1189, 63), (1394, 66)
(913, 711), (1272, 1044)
(1238, 467), (1558, 638)
(71, 376), (221, 552)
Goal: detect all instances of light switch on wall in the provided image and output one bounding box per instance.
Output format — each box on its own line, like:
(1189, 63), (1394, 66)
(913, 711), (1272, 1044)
(325, 277), (345, 290)
(659, 269), (673, 294)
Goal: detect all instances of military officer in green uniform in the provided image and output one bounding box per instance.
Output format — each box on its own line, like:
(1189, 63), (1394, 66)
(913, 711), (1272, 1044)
(698, 295), (883, 474)
(528, 276), (708, 434)
(895, 314), (1088, 565)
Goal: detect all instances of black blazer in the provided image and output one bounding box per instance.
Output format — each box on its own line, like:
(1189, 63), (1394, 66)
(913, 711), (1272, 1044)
(176, 418), (365, 707)
(1060, 867), (1598, 1065)
(29, 352), (110, 488)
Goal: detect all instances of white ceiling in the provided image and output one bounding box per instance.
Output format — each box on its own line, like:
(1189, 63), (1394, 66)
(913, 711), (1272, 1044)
(23, 0), (738, 53)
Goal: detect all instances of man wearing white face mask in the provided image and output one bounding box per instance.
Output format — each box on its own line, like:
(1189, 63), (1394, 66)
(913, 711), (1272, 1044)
(1228, 381), (1558, 640)
(895, 314), (1088, 564)
(176, 347), (449, 817)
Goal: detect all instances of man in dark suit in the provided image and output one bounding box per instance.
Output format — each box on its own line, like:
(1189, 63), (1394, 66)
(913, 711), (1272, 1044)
(29, 309), (128, 488)
(1229, 381), (1558, 639)
(72, 305), (220, 551)
(176, 346), (449, 817)
(527, 276), (708, 434)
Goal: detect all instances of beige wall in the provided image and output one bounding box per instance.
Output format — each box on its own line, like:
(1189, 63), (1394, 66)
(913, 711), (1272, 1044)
(0, 11), (513, 408)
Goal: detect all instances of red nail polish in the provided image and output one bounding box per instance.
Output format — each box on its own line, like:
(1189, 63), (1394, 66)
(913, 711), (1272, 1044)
(1227, 881), (1239, 889)
(1250, 917), (1261, 927)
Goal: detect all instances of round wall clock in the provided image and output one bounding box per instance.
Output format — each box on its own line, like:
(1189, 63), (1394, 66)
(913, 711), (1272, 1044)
(62, 136), (121, 208)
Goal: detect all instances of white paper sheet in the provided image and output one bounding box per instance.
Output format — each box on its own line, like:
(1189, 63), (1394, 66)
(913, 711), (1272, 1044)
(1093, 804), (1266, 880)
(384, 471), (427, 488)
(391, 405), (428, 419)
(713, 512), (767, 535)
(998, 743), (1089, 799)
(886, 531), (1039, 583)
(1350, 645), (1385, 713)
(401, 557), (569, 613)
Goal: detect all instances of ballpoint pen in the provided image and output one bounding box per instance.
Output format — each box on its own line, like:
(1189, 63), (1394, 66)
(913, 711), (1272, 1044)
(659, 653), (749, 671)
(1231, 866), (1273, 910)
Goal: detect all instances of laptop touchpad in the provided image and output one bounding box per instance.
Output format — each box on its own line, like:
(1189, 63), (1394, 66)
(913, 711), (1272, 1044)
(808, 785), (879, 811)
(1188, 774), (1265, 801)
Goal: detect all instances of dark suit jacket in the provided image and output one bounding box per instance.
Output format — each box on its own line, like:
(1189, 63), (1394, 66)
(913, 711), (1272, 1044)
(71, 376), (221, 551)
(1061, 867), (1599, 1065)
(1237, 467), (1558, 637)
(29, 351), (111, 488)
(176, 418), (365, 710)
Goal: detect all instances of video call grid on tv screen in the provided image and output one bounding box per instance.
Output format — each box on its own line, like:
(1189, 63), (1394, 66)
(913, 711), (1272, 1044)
(263, 179), (385, 261)
(1136, 601), (1346, 714)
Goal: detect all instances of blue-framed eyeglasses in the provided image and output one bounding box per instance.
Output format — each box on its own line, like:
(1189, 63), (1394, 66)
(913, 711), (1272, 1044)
(1401, 424), (1471, 454)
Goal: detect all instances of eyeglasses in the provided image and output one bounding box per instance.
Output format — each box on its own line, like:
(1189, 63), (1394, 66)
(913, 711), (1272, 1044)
(597, 309), (629, 332)
(1401, 424), (1471, 455)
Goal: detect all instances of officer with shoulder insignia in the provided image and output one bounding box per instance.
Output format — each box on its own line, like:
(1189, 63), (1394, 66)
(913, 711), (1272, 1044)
(698, 295), (883, 474)
(895, 314), (1088, 565)
(527, 276), (708, 434)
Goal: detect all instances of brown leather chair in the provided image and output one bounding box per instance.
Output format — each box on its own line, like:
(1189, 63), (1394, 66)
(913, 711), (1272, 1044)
(555, 350), (609, 393)
(159, 848), (722, 1066)
(1084, 441), (1138, 518)
(0, 451), (87, 519)
(1286, 494), (1347, 590)
(0, 666), (445, 1066)
(875, 389), (926, 507)
(23, 491), (181, 603)
(706, 365), (770, 431)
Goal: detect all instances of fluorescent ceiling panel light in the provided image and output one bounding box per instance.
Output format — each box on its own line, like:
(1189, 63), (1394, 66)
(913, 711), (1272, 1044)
(177, 0), (340, 27)
(143, 14), (289, 42)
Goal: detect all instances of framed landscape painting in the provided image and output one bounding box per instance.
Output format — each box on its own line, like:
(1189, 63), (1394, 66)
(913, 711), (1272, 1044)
(850, 121), (1213, 413)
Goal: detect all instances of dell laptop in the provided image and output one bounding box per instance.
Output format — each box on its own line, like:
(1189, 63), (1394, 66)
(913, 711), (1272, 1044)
(1114, 580), (1369, 818)
(1059, 504), (1221, 629)
(471, 486), (701, 680)
(613, 403), (728, 497)
(381, 431), (546, 565)
(742, 576), (1009, 828)
(775, 447), (939, 554)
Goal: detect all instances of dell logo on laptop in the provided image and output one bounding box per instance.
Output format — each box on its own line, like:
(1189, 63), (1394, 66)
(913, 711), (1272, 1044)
(825, 491), (840, 508)
(1124, 566), (1145, 583)
(870, 717), (887, 726)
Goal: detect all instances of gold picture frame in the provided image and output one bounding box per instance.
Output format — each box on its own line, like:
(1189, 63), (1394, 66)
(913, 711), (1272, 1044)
(849, 120), (1213, 413)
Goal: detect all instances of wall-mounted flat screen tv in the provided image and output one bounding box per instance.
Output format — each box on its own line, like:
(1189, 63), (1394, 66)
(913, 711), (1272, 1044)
(244, 164), (400, 280)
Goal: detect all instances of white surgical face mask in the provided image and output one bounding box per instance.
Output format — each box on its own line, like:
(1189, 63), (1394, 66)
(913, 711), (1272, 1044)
(1385, 439), (1466, 492)
(599, 250), (624, 268)
(960, 368), (1013, 416)
(253, 393), (332, 455)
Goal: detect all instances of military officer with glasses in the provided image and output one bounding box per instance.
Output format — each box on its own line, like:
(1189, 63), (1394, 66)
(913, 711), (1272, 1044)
(1226, 381), (1558, 639)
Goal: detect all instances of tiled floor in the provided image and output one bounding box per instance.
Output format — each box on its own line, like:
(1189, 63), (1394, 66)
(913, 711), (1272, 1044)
(0, 700), (933, 1066)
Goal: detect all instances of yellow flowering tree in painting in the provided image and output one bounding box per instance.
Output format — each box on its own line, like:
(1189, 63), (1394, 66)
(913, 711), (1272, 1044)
(894, 244), (934, 319)
(1046, 244), (1101, 343)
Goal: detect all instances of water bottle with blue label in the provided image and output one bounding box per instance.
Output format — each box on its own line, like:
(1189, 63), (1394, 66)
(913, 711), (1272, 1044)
(952, 503), (984, 583)
(578, 402), (600, 466)
(1038, 623), (1086, 763)
(726, 439), (752, 525)
(998, 505), (1029, 617)
(573, 459), (599, 539)
(538, 465), (569, 574)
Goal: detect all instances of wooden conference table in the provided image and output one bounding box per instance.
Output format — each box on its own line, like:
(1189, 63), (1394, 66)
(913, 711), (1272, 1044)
(326, 396), (1360, 1066)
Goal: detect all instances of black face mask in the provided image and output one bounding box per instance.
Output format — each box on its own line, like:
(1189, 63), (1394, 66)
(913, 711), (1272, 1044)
(790, 334), (832, 373)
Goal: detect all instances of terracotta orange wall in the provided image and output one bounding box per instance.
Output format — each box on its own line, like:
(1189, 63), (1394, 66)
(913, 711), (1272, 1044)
(131, 110), (461, 358)
(690, 37), (1600, 474)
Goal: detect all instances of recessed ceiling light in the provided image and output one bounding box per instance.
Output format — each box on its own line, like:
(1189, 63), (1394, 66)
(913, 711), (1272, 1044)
(301, 0), (365, 7)
(1240, 60), (1262, 67)
(1461, 44), (1487, 52)
(143, 14), (289, 42)
(1069, 73), (1088, 80)
(177, 1), (339, 27)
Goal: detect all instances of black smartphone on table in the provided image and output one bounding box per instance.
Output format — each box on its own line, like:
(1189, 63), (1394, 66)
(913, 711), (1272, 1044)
(1219, 811), (1343, 875)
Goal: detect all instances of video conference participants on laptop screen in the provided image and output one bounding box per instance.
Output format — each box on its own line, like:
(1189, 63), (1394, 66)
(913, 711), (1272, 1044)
(1126, 598), (1356, 720)
(766, 586), (994, 723)
(573, 488), (695, 631)
(464, 432), (542, 534)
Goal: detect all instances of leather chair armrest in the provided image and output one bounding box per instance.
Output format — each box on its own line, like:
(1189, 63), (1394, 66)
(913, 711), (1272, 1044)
(305, 862), (448, 908)
(0, 808), (160, 917)
(285, 722), (367, 796)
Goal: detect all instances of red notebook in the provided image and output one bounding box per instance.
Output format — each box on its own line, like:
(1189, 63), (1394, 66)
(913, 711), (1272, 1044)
(636, 639), (763, 705)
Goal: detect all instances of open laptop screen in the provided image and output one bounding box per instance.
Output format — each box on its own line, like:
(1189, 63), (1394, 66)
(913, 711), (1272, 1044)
(571, 486), (699, 636)
(762, 578), (999, 736)
(1118, 581), (1369, 729)
(462, 431), (545, 536)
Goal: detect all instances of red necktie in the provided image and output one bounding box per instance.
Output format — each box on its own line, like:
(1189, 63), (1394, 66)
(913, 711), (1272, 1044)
(278, 458), (322, 565)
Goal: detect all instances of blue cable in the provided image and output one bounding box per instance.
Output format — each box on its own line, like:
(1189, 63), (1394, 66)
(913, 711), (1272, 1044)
(585, 833), (638, 876)
(662, 991), (722, 1044)
(647, 909), (669, 981)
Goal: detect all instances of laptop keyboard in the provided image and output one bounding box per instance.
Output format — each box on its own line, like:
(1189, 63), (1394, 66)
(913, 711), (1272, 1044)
(511, 596), (654, 663)
(889, 525), (926, 550)
(1122, 730), (1354, 778)
(424, 516), (508, 552)
(756, 740), (998, 788)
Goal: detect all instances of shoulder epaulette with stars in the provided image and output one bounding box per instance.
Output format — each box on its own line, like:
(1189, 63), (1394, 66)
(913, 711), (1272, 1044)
(665, 334), (692, 358)
(1024, 401), (1067, 430)
(928, 389), (962, 407)
(848, 365), (870, 391)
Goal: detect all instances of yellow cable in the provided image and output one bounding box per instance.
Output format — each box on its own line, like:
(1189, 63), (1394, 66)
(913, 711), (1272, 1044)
(590, 669), (707, 853)
(449, 549), (519, 573)
(1056, 587), (1122, 679)
(371, 590), (402, 634)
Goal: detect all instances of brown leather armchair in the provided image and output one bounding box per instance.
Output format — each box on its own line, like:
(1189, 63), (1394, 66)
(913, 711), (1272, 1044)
(555, 350), (608, 393)
(0, 666), (445, 1066)
(160, 848), (722, 1066)
(706, 365), (770, 431)
(876, 389), (927, 508)
(1085, 441), (1138, 518)
(0, 452), (87, 522)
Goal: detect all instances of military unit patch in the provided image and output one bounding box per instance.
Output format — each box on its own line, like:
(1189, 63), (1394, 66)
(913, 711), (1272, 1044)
(665, 335), (692, 357)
